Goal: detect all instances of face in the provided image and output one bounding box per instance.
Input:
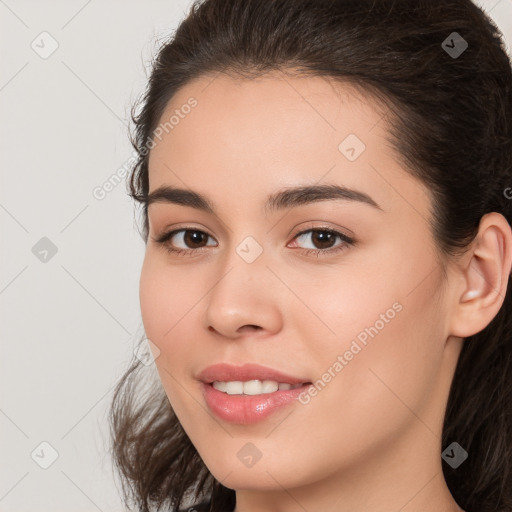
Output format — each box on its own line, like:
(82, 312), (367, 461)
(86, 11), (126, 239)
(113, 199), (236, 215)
(139, 71), (460, 498)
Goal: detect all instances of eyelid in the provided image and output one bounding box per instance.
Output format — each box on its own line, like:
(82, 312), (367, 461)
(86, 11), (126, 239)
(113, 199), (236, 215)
(291, 221), (355, 241)
(151, 223), (212, 244)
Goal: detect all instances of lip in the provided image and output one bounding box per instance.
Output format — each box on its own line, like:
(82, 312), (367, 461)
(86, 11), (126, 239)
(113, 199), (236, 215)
(197, 362), (310, 385)
(201, 382), (312, 425)
(197, 363), (313, 425)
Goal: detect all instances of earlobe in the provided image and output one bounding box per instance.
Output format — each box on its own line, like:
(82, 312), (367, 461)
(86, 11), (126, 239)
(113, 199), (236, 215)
(449, 212), (512, 339)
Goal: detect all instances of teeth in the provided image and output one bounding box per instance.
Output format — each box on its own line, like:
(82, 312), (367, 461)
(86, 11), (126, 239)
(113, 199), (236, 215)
(212, 379), (303, 395)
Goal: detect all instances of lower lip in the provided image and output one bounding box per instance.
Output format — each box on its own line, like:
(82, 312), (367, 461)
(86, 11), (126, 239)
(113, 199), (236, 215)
(202, 382), (312, 425)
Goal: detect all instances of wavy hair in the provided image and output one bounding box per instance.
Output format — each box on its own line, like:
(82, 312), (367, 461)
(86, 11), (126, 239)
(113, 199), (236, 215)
(108, 1), (512, 511)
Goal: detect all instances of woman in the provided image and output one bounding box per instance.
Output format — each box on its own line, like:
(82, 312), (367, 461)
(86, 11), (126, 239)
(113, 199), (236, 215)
(109, 1), (512, 511)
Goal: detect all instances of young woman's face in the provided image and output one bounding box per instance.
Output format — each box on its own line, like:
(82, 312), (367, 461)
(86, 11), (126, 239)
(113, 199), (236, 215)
(140, 72), (463, 507)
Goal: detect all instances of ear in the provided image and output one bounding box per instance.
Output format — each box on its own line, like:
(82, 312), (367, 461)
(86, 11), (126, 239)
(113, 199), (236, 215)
(448, 212), (512, 338)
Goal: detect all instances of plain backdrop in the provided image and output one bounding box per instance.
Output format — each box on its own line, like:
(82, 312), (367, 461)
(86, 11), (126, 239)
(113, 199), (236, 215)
(1, 1), (511, 511)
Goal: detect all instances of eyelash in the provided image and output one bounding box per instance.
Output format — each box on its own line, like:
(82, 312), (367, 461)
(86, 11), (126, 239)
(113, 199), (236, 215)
(154, 226), (355, 258)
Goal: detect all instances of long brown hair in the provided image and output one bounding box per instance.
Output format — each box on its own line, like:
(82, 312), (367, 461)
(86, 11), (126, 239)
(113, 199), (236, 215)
(108, 1), (512, 511)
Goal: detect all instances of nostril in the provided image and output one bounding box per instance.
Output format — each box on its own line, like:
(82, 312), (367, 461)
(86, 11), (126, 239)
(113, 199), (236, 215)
(236, 325), (262, 334)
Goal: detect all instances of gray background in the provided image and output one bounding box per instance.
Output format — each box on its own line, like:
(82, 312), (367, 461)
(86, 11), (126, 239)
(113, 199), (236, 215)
(1, 0), (511, 510)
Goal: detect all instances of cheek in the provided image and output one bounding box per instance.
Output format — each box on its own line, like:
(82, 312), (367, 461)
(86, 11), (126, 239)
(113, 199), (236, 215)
(139, 253), (206, 371)
(139, 254), (168, 341)
(308, 254), (444, 436)
(138, 253), (191, 350)
(138, 254), (200, 415)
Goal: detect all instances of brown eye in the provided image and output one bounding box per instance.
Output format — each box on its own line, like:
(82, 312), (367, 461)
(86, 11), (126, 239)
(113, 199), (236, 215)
(155, 228), (217, 255)
(292, 228), (353, 252)
(155, 226), (354, 258)
(181, 230), (210, 249)
(310, 230), (337, 249)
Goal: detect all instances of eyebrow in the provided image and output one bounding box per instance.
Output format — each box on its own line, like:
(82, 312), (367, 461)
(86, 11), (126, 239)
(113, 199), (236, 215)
(145, 183), (382, 214)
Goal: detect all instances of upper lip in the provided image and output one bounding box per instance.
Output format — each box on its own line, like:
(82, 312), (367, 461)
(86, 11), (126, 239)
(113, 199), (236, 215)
(197, 363), (311, 385)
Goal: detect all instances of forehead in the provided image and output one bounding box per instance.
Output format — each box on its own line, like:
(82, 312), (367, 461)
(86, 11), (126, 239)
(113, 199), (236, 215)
(149, 72), (386, 168)
(152, 70), (386, 151)
(146, 71), (430, 222)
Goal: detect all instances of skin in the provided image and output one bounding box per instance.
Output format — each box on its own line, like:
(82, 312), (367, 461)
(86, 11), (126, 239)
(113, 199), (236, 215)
(139, 70), (512, 512)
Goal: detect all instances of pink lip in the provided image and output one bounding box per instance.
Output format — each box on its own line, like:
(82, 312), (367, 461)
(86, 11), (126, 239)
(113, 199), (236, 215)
(201, 382), (312, 424)
(197, 363), (312, 425)
(197, 362), (309, 385)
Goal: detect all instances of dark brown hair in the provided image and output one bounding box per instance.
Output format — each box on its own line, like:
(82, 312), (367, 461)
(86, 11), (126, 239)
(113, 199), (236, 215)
(108, 1), (512, 511)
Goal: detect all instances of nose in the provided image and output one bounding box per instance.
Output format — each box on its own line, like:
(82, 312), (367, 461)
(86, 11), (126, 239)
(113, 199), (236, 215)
(202, 262), (283, 340)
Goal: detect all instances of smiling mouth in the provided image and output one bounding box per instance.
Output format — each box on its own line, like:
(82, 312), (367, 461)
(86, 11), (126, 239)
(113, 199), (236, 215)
(210, 380), (313, 395)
